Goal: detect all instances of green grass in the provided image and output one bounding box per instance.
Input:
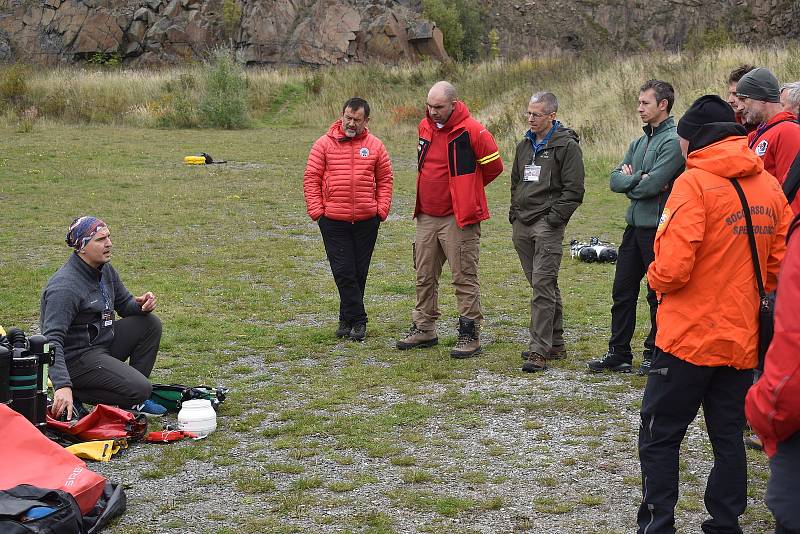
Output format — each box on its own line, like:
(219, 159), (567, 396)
(0, 46), (780, 531)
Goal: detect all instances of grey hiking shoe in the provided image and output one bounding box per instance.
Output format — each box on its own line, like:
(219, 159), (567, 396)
(450, 317), (481, 359)
(636, 357), (652, 376)
(396, 323), (438, 350)
(587, 351), (633, 373)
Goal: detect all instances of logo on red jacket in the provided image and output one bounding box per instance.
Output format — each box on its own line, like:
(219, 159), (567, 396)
(755, 140), (768, 156)
(360, 147), (370, 158)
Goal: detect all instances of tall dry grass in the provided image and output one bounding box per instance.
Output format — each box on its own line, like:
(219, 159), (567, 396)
(3, 44), (800, 156)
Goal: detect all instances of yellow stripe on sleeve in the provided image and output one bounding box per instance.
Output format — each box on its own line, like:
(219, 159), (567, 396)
(478, 152), (500, 165)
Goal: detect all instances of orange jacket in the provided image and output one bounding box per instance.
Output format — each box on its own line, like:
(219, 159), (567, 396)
(647, 131), (792, 369)
(303, 120), (393, 222)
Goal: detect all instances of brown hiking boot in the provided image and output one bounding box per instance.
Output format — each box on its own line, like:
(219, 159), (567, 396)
(450, 317), (481, 359)
(396, 323), (438, 350)
(521, 351), (547, 373)
(547, 345), (567, 360)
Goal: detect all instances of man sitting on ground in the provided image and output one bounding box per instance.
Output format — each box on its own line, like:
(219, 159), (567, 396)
(42, 216), (165, 419)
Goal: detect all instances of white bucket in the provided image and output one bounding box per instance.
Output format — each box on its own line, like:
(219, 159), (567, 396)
(177, 399), (217, 438)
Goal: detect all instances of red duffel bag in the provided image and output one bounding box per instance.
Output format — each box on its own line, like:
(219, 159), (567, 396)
(46, 404), (147, 442)
(0, 405), (105, 515)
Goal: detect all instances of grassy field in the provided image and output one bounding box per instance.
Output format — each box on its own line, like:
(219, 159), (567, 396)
(0, 47), (784, 532)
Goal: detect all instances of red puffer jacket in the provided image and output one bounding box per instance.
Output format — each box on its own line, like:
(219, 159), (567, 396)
(303, 120), (393, 222)
(746, 214), (800, 457)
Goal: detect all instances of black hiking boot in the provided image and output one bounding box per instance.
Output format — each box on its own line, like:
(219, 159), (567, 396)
(587, 350), (633, 373)
(349, 322), (366, 342)
(336, 320), (351, 338)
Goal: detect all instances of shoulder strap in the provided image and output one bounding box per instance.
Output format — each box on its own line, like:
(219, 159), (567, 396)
(731, 179), (767, 299)
(783, 150), (800, 204)
(748, 118), (797, 149)
(788, 212), (800, 243)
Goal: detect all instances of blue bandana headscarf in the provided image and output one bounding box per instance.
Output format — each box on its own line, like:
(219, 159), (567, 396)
(65, 216), (108, 252)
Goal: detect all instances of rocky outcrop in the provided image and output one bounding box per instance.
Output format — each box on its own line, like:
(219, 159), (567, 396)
(0, 0), (797, 67)
(483, 0), (798, 57)
(0, 0), (448, 66)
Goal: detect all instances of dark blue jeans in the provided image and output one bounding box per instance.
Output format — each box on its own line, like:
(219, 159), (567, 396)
(637, 349), (752, 533)
(318, 215), (380, 326)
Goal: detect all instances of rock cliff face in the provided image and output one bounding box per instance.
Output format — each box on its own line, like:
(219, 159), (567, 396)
(0, 0), (797, 66)
(0, 0), (448, 66)
(483, 0), (799, 58)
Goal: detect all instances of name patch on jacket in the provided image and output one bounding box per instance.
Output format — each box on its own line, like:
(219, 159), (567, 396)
(726, 204), (777, 235)
(360, 147), (370, 158)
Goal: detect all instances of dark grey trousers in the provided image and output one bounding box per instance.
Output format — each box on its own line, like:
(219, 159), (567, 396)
(768, 431), (800, 533)
(67, 314), (161, 407)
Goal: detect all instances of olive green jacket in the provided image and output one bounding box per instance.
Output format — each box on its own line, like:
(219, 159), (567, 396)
(609, 117), (684, 228)
(509, 125), (585, 226)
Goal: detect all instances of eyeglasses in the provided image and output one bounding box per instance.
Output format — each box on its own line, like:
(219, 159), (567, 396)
(525, 111), (554, 118)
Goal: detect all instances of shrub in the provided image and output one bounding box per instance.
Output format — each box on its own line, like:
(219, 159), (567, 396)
(222, 0), (242, 42)
(156, 73), (200, 128)
(0, 63), (30, 112)
(421, 0), (464, 60)
(421, 0), (485, 61)
(16, 106), (39, 133)
(200, 48), (249, 129)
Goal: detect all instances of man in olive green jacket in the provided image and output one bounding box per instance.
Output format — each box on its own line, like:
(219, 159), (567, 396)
(588, 79), (685, 375)
(510, 91), (585, 373)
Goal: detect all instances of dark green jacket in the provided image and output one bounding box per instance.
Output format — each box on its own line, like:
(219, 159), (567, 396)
(609, 116), (684, 228)
(509, 124), (585, 226)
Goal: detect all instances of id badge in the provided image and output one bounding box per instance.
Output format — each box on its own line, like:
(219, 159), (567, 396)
(102, 309), (114, 328)
(524, 164), (541, 183)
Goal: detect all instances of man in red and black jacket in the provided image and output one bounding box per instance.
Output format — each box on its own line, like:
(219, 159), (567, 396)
(746, 214), (800, 534)
(737, 67), (800, 214)
(396, 81), (503, 358)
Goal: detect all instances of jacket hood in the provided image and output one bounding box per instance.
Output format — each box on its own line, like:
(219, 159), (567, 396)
(687, 129), (764, 180)
(327, 119), (369, 142)
(425, 100), (471, 131)
(524, 121), (579, 147)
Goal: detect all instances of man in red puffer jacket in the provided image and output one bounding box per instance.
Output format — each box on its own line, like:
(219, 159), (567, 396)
(746, 214), (800, 534)
(303, 97), (393, 342)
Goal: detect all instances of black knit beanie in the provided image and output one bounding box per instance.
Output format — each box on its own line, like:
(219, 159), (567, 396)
(677, 95), (735, 140)
(735, 67), (781, 103)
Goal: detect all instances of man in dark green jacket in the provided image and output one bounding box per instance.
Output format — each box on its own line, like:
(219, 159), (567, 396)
(510, 91), (585, 372)
(588, 79), (684, 375)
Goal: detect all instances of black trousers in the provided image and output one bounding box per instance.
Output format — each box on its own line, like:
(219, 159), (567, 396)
(768, 431), (800, 533)
(637, 349), (752, 534)
(318, 215), (380, 326)
(608, 225), (658, 362)
(67, 314), (161, 407)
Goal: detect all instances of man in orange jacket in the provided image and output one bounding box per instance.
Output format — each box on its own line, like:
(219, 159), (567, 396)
(303, 97), (393, 341)
(396, 81), (503, 358)
(637, 95), (792, 533)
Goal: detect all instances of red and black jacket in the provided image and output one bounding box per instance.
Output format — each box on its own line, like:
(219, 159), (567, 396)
(415, 101), (503, 227)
